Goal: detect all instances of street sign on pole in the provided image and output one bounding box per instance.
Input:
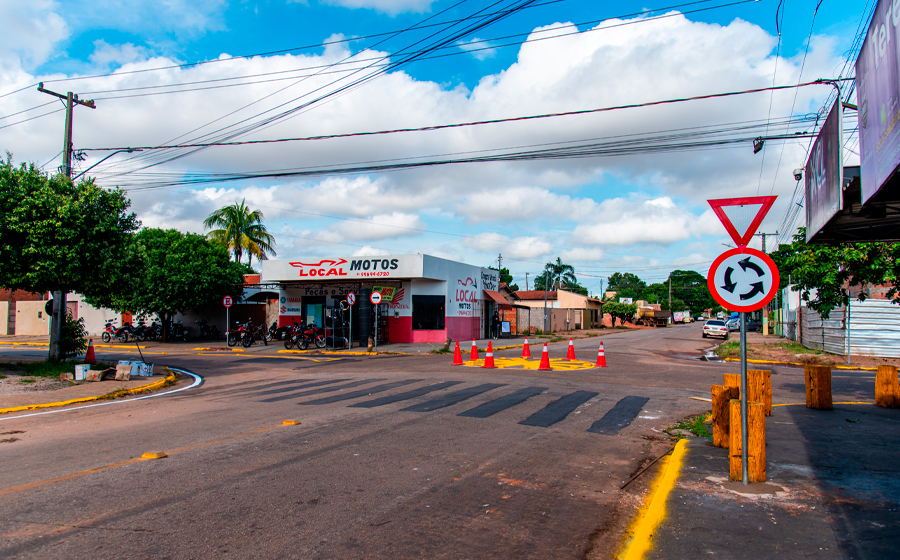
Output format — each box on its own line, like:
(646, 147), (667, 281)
(223, 296), (233, 308)
(347, 292), (356, 306)
(708, 195), (778, 487)
(707, 248), (779, 312)
(370, 291), (382, 305)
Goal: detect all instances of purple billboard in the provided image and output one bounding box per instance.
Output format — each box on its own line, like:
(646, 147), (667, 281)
(806, 100), (843, 242)
(856, 0), (900, 204)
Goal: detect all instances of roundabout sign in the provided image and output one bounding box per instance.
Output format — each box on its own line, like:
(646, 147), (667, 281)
(707, 247), (779, 312)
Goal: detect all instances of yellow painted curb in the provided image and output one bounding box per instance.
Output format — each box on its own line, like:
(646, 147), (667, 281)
(0, 341), (50, 346)
(773, 401), (873, 407)
(0, 371), (178, 415)
(616, 439), (688, 560)
(462, 357), (597, 370)
(94, 344), (147, 349)
(282, 420), (301, 425)
(276, 349), (411, 356)
(141, 451), (168, 459)
(723, 357), (879, 371)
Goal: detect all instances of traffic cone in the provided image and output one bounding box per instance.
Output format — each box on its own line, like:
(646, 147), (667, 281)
(522, 337), (532, 359)
(482, 341), (497, 368)
(566, 338), (577, 361)
(537, 343), (553, 371)
(452, 341), (464, 365)
(595, 341), (608, 367)
(470, 340), (479, 361)
(85, 339), (97, 364)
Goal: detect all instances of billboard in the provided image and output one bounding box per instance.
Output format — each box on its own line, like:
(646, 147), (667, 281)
(805, 100), (843, 241)
(856, 0), (900, 204)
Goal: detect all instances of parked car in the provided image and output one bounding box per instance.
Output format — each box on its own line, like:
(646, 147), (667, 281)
(746, 319), (762, 332)
(725, 317), (740, 331)
(724, 317), (763, 332)
(702, 319), (729, 339)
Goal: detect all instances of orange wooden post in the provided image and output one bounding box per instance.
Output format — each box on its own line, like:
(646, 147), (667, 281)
(724, 373), (741, 394)
(875, 365), (900, 408)
(729, 399), (766, 482)
(748, 369), (772, 416)
(805, 365), (833, 410)
(712, 385), (739, 448)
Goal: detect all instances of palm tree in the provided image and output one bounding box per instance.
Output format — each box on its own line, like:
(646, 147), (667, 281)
(537, 258), (579, 291)
(203, 200), (276, 266)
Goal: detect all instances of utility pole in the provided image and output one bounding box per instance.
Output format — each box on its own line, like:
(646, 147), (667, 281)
(543, 270), (549, 333)
(668, 277), (672, 311)
(497, 253), (503, 280)
(754, 231), (777, 253)
(38, 83), (96, 360)
(525, 273), (529, 291)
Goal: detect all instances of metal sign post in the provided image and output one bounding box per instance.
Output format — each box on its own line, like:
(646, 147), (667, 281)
(740, 311), (749, 484)
(223, 295), (233, 344)
(370, 291), (382, 352)
(347, 292), (356, 349)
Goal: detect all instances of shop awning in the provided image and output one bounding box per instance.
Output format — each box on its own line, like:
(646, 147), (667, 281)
(243, 290), (280, 303)
(484, 289), (513, 309)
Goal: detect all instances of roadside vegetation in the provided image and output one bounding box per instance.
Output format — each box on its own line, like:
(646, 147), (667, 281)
(668, 414), (712, 440)
(0, 361), (114, 377)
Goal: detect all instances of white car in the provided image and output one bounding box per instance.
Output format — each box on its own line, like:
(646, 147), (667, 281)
(702, 319), (729, 339)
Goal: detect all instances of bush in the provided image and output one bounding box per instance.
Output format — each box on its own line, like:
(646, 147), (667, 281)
(58, 311), (87, 360)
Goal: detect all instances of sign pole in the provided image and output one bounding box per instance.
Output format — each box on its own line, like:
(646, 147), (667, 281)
(349, 304), (353, 349)
(227, 307), (230, 341)
(374, 304), (378, 352)
(740, 311), (749, 485)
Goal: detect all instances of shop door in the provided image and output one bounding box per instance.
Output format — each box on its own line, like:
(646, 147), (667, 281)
(303, 297), (325, 327)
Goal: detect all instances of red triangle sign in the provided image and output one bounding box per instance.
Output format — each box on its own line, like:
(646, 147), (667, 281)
(707, 196), (777, 247)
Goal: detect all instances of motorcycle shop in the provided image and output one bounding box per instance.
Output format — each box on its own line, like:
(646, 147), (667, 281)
(260, 254), (501, 346)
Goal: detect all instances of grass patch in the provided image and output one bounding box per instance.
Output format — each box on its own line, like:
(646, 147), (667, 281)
(428, 348), (451, 354)
(714, 341), (740, 359)
(19, 379), (36, 384)
(0, 361), (115, 377)
(548, 337), (566, 343)
(585, 332), (598, 337)
(0, 374), (5, 380)
(669, 414), (712, 440)
(766, 341), (823, 355)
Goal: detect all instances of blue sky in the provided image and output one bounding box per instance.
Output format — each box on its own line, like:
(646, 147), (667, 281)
(0, 0), (871, 293)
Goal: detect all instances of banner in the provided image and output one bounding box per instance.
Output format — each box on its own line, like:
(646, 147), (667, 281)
(806, 100), (843, 241)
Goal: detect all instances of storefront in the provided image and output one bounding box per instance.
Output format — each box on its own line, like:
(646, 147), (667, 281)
(261, 254), (500, 345)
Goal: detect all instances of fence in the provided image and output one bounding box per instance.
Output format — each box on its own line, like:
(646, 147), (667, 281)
(799, 300), (900, 358)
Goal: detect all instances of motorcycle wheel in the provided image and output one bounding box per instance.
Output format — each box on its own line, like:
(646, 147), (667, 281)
(297, 338), (309, 351)
(227, 333), (238, 347)
(101, 332), (111, 343)
(315, 336), (326, 348)
(284, 338), (294, 350)
(262, 332), (268, 346)
(265, 331), (274, 342)
(118, 332), (129, 343)
(241, 334), (252, 348)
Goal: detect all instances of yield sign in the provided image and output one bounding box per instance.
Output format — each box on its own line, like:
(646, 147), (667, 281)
(708, 248), (779, 312)
(708, 196), (776, 247)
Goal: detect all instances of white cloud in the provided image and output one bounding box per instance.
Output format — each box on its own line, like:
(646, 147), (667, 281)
(329, 212), (424, 240)
(89, 40), (150, 68)
(457, 37), (497, 61)
(459, 186), (598, 224)
(0, 0), (67, 74)
(571, 196), (719, 246)
(322, 0), (435, 16)
(462, 232), (553, 259)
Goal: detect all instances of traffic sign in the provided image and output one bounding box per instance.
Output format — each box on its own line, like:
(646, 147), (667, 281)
(223, 295), (233, 308)
(347, 292), (356, 306)
(708, 196), (777, 247)
(708, 248), (779, 312)
(370, 291), (382, 305)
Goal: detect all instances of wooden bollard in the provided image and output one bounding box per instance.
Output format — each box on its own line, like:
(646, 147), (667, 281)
(724, 373), (740, 393)
(748, 369), (772, 416)
(729, 399), (766, 482)
(805, 365), (833, 410)
(711, 385), (739, 448)
(875, 365), (900, 408)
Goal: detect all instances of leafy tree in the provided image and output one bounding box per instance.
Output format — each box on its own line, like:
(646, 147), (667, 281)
(488, 266), (518, 290)
(602, 301), (637, 326)
(203, 199), (276, 267)
(607, 272), (646, 300)
(666, 270), (716, 314)
(59, 311), (88, 360)
(770, 228), (900, 318)
(87, 229), (246, 339)
(534, 258), (587, 295)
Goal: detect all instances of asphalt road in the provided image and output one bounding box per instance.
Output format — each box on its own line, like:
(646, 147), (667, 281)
(0, 324), (828, 559)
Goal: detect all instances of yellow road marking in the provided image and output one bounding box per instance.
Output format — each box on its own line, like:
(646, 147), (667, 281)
(724, 357), (880, 371)
(616, 439), (688, 560)
(462, 357), (597, 370)
(773, 401), (873, 407)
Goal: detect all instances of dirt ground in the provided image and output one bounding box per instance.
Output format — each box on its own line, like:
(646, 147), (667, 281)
(718, 333), (900, 369)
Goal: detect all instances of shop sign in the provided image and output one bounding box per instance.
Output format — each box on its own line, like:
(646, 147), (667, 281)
(264, 254), (424, 281)
(373, 286), (396, 301)
(481, 271), (498, 291)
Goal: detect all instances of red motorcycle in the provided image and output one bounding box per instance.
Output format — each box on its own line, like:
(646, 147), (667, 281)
(101, 320), (130, 343)
(284, 323), (326, 350)
(227, 321), (249, 347)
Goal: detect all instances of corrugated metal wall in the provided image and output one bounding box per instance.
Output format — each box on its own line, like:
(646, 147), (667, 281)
(800, 300), (900, 358)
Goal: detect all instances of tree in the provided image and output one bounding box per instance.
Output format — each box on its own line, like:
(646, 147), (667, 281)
(534, 258), (587, 295)
(770, 229), (900, 318)
(666, 270), (716, 314)
(607, 272), (646, 300)
(86, 229), (246, 339)
(488, 266), (519, 291)
(602, 300), (637, 326)
(0, 156), (139, 358)
(203, 199), (276, 267)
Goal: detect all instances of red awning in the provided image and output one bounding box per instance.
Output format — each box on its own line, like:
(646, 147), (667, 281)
(484, 289), (513, 309)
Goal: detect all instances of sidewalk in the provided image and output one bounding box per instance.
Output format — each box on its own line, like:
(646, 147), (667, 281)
(647, 404), (900, 558)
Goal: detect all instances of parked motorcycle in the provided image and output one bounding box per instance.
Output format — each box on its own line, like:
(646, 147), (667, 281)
(240, 321), (268, 348)
(227, 321), (247, 347)
(168, 320), (189, 342)
(101, 320), (118, 343)
(268, 321), (293, 342)
(195, 319), (220, 340)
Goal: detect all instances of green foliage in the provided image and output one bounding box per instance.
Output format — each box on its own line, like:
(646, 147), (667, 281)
(0, 360), (114, 377)
(607, 272), (646, 300)
(85, 228), (246, 325)
(669, 414), (712, 440)
(0, 155), (139, 295)
(534, 258), (588, 295)
(770, 228), (900, 318)
(607, 270), (714, 314)
(203, 199), (276, 266)
(59, 311), (88, 361)
(714, 340), (739, 359)
(602, 301), (637, 325)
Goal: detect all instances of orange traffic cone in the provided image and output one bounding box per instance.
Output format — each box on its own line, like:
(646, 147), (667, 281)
(595, 341), (608, 367)
(522, 337), (532, 359)
(85, 339), (97, 364)
(482, 341), (496, 368)
(566, 338), (577, 361)
(537, 343), (553, 371)
(470, 340), (479, 361)
(452, 341), (464, 365)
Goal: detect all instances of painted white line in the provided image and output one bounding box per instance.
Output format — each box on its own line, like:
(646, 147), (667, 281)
(0, 368), (203, 422)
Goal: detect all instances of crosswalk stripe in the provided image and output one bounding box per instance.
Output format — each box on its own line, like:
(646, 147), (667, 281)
(458, 387), (547, 418)
(260, 379), (384, 403)
(587, 396), (650, 435)
(299, 379), (423, 405)
(401, 384), (507, 412)
(350, 381), (463, 408)
(519, 390), (599, 428)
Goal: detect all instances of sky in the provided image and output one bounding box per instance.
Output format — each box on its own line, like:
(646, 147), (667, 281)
(0, 0), (872, 294)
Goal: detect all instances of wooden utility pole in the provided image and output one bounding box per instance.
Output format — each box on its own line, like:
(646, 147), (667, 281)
(38, 83), (96, 360)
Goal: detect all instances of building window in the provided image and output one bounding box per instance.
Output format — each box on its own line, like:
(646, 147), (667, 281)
(412, 295), (445, 330)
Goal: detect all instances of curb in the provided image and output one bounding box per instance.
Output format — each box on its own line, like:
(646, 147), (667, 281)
(724, 357), (879, 370)
(0, 370), (178, 415)
(616, 438), (689, 560)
